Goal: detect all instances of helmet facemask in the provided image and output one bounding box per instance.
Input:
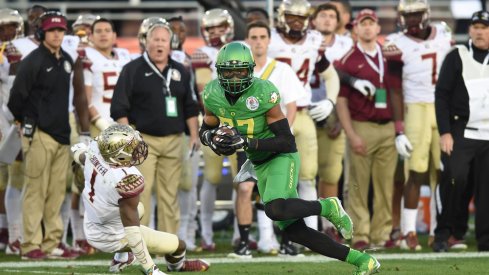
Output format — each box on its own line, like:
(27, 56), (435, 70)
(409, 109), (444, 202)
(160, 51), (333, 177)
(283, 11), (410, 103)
(215, 42), (255, 96)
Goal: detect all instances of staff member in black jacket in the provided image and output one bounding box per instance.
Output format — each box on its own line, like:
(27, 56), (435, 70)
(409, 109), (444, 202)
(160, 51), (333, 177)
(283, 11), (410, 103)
(7, 11), (89, 260)
(111, 18), (199, 234)
(434, 11), (489, 252)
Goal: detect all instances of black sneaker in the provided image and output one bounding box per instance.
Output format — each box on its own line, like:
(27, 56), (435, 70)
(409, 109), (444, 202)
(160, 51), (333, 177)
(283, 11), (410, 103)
(227, 242), (252, 259)
(279, 241), (305, 257)
(432, 241), (449, 253)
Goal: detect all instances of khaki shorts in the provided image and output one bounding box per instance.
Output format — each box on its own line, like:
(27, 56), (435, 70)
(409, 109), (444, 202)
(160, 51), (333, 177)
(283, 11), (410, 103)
(292, 110), (318, 180)
(317, 127), (345, 184)
(404, 103), (440, 173)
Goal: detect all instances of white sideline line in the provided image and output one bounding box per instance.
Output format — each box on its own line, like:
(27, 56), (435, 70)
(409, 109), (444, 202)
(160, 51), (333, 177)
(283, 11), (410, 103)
(1, 252), (489, 269)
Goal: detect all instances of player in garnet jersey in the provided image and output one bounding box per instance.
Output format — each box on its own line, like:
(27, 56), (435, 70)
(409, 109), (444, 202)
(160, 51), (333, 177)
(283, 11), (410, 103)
(384, 0), (452, 251)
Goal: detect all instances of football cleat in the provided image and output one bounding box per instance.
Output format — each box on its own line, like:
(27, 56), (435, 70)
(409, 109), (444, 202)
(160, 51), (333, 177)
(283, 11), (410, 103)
(319, 197), (353, 240)
(73, 239), (96, 255)
(178, 259), (210, 272)
(199, 240), (216, 252)
(228, 242), (252, 259)
(21, 249), (47, 261)
(109, 252), (136, 273)
(278, 241), (304, 257)
(400, 231), (422, 251)
(5, 239), (21, 255)
(47, 244), (79, 259)
(353, 253), (381, 275)
(384, 228), (401, 249)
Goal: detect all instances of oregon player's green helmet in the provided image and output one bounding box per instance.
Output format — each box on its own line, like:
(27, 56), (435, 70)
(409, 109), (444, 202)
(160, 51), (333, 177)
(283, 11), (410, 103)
(215, 42), (256, 95)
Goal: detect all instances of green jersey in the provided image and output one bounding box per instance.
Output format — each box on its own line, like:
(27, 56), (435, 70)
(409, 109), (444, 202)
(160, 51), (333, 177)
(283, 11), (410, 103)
(203, 78), (281, 162)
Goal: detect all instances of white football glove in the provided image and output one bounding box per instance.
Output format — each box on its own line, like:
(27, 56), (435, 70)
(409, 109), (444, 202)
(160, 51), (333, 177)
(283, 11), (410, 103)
(94, 117), (112, 131)
(309, 99), (334, 122)
(71, 143), (88, 165)
(78, 134), (91, 145)
(353, 79), (376, 97)
(395, 134), (413, 158)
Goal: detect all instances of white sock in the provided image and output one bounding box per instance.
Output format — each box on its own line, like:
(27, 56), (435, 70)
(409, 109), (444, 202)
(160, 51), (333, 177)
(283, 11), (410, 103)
(114, 252), (128, 262)
(79, 198), (85, 214)
(70, 209), (85, 241)
(429, 187), (437, 236)
(231, 190), (240, 243)
(178, 189), (190, 241)
(149, 194), (156, 230)
(0, 214), (7, 229)
(199, 180), (216, 244)
(187, 183), (198, 246)
(5, 185), (22, 243)
(298, 180), (318, 230)
(61, 194), (71, 245)
(401, 208), (418, 235)
(257, 209), (278, 250)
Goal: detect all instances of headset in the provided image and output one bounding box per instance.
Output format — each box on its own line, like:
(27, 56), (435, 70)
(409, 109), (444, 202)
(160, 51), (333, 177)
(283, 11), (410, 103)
(35, 10), (67, 41)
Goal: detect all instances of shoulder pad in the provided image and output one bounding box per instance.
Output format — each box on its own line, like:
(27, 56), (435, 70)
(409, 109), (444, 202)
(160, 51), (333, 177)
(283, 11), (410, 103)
(191, 48), (211, 69)
(116, 174), (145, 199)
(382, 39), (402, 58)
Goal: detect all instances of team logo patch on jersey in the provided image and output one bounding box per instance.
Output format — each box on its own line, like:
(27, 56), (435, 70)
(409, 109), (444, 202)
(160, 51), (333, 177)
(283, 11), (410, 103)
(269, 92), (279, 104)
(246, 96), (259, 111)
(171, 69), (181, 81)
(64, 60), (72, 73)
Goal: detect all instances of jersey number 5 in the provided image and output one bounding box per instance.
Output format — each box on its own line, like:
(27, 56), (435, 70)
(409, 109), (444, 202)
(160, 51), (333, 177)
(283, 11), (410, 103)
(421, 53), (437, 85)
(102, 71), (118, 103)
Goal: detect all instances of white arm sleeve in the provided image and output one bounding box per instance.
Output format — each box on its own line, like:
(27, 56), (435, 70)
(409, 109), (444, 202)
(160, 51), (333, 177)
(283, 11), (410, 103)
(320, 66), (340, 104)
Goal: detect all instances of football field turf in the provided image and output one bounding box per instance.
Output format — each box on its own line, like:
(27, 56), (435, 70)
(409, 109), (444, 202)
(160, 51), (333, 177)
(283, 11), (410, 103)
(1, 252), (489, 274)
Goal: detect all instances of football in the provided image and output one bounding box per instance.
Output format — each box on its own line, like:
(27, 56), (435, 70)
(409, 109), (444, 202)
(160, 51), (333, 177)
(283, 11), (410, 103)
(215, 125), (236, 137)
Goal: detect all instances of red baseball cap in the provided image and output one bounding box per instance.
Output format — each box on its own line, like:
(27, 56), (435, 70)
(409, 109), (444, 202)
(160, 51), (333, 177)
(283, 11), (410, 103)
(354, 9), (378, 24)
(41, 15), (68, 31)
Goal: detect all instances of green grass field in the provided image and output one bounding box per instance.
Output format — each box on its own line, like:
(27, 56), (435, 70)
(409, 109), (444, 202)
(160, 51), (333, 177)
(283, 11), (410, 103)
(1, 252), (489, 274)
(2, 230), (489, 275)
(0, 218), (486, 275)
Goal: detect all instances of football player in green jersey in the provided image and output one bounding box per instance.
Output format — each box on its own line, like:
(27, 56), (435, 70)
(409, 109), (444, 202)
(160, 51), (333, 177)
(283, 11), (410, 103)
(199, 41), (380, 274)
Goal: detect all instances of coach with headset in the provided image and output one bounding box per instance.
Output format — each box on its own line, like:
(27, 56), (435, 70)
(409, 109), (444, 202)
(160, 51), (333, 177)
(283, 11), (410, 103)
(7, 11), (85, 260)
(111, 18), (199, 234)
